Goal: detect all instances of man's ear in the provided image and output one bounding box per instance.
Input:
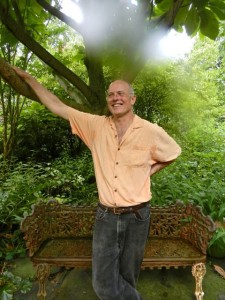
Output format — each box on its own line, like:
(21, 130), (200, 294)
(131, 95), (136, 105)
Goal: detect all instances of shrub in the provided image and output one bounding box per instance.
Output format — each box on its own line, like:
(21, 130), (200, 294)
(0, 151), (97, 227)
(151, 150), (225, 223)
(0, 268), (32, 300)
(13, 103), (81, 162)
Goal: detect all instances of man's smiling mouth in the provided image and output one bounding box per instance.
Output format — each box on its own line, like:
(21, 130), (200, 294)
(112, 103), (123, 107)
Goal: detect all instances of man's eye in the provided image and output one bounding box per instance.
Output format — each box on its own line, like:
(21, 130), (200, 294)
(107, 92), (125, 97)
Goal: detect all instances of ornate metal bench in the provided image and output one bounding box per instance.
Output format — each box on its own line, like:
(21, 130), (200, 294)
(20, 200), (215, 300)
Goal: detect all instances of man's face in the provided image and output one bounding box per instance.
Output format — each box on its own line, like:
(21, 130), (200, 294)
(107, 80), (136, 117)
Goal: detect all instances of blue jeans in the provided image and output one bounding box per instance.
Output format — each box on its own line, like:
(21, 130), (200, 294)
(92, 203), (150, 300)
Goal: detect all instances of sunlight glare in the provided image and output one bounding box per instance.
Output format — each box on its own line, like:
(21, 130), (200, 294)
(131, 0), (138, 5)
(61, 1), (194, 60)
(159, 29), (195, 59)
(62, 0), (83, 24)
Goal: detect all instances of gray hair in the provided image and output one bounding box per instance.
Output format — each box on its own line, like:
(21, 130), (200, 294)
(108, 80), (135, 95)
(128, 83), (135, 95)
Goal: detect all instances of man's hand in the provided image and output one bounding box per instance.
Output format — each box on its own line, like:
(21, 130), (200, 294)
(13, 66), (69, 120)
(13, 66), (34, 82)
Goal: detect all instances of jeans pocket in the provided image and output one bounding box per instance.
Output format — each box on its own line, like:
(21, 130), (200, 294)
(134, 204), (150, 221)
(95, 206), (107, 220)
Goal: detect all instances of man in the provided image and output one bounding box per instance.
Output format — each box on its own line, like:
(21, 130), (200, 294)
(13, 67), (181, 300)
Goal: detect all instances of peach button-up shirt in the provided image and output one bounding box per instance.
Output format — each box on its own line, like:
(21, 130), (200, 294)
(67, 107), (181, 207)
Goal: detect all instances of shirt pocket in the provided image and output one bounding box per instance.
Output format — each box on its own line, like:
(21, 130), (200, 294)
(122, 148), (151, 168)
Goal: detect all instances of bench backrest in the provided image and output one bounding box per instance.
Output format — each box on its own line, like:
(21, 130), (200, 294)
(21, 200), (215, 257)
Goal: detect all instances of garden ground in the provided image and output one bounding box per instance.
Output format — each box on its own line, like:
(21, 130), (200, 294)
(11, 256), (225, 300)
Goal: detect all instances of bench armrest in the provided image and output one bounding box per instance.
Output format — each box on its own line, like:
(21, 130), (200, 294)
(149, 201), (216, 254)
(181, 204), (216, 254)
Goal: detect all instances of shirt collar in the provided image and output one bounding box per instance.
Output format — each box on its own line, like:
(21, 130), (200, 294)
(108, 114), (144, 129)
(132, 115), (144, 129)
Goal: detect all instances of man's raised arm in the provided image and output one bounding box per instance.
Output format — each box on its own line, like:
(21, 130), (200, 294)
(13, 67), (69, 120)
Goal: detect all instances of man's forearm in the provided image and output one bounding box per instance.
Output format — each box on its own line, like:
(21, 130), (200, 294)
(150, 161), (173, 176)
(27, 78), (67, 117)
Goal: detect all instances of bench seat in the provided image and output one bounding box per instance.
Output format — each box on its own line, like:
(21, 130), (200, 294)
(32, 237), (206, 271)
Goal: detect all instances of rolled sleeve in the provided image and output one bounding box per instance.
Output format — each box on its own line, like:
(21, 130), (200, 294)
(66, 107), (101, 149)
(151, 125), (181, 163)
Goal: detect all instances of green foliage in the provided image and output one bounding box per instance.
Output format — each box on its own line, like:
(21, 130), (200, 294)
(13, 102), (81, 161)
(0, 162), (46, 226)
(0, 22), (28, 162)
(0, 268), (32, 300)
(151, 146), (225, 223)
(185, 5), (200, 36)
(199, 8), (219, 40)
(134, 64), (175, 123)
(208, 228), (225, 258)
(209, 0), (225, 20)
(0, 151), (97, 225)
(1, 0), (225, 112)
(0, 229), (26, 262)
(34, 151), (98, 205)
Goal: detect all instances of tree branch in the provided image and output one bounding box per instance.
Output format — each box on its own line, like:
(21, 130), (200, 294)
(12, 0), (25, 27)
(162, 0), (186, 28)
(0, 56), (40, 102)
(0, 2), (95, 105)
(36, 0), (106, 110)
(0, 56), (93, 112)
(36, 0), (84, 35)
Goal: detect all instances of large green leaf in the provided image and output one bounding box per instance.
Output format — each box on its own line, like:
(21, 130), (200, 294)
(208, 0), (225, 10)
(199, 8), (219, 40)
(0, 25), (18, 47)
(185, 5), (200, 36)
(193, 0), (209, 9)
(155, 0), (173, 13)
(208, 1), (225, 20)
(173, 3), (191, 30)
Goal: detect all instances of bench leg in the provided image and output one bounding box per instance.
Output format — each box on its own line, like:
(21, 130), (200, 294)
(36, 263), (51, 300)
(192, 263), (206, 300)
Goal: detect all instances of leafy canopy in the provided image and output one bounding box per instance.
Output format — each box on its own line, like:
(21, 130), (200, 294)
(0, 0), (225, 113)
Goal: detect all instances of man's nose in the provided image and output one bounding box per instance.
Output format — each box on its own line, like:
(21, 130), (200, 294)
(112, 92), (119, 100)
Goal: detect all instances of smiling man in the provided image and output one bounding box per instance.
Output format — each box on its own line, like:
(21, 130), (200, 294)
(13, 67), (181, 300)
